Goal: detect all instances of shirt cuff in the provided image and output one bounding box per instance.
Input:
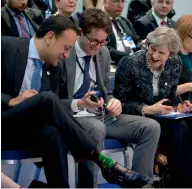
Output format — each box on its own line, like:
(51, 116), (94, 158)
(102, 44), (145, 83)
(71, 99), (81, 112)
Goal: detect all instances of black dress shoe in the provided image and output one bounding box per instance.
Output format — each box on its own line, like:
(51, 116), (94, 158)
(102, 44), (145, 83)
(102, 162), (150, 188)
(28, 180), (49, 188)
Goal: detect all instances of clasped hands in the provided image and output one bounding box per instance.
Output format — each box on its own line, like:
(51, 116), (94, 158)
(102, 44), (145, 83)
(77, 92), (122, 116)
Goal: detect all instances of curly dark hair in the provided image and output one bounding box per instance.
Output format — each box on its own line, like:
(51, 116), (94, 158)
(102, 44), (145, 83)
(79, 8), (112, 35)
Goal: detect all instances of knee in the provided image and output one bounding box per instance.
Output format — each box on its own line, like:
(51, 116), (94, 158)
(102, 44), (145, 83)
(41, 125), (62, 141)
(38, 91), (59, 104)
(91, 123), (107, 140)
(145, 118), (161, 139)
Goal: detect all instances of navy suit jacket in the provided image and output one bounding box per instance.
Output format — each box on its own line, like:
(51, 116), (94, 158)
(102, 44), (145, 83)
(134, 10), (176, 40)
(1, 36), (70, 111)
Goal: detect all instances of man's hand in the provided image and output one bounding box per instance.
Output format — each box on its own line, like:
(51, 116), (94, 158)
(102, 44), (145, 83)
(8, 90), (38, 107)
(107, 98), (122, 116)
(77, 91), (104, 109)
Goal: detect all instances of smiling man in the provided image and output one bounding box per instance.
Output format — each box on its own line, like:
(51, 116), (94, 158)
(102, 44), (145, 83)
(135, 0), (176, 39)
(1, 15), (150, 188)
(62, 8), (161, 188)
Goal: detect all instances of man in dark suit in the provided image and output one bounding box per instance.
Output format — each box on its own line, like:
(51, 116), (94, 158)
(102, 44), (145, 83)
(127, 0), (175, 26)
(1, 16), (149, 188)
(103, 0), (141, 65)
(134, 0), (176, 40)
(62, 8), (160, 188)
(1, 0), (44, 37)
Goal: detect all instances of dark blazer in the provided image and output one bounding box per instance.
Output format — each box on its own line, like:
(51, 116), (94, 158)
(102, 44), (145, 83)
(107, 16), (141, 65)
(127, 0), (176, 26)
(62, 46), (112, 102)
(1, 6), (44, 37)
(1, 36), (70, 111)
(113, 50), (182, 115)
(28, 0), (48, 16)
(127, 0), (151, 26)
(134, 10), (176, 40)
(178, 52), (192, 101)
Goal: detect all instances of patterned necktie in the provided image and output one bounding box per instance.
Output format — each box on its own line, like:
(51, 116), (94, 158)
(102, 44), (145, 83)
(31, 59), (44, 92)
(73, 56), (92, 99)
(15, 14), (30, 38)
(112, 19), (123, 38)
(161, 20), (167, 26)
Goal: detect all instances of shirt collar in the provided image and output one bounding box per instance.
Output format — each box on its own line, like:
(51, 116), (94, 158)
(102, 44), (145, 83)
(6, 5), (24, 17)
(152, 8), (167, 26)
(28, 37), (44, 63)
(75, 39), (88, 58)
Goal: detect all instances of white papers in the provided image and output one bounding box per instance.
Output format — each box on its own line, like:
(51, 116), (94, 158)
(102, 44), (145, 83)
(160, 111), (183, 116)
(73, 110), (96, 118)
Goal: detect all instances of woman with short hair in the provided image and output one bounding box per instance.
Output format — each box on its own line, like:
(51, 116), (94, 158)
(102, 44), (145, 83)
(114, 26), (190, 187)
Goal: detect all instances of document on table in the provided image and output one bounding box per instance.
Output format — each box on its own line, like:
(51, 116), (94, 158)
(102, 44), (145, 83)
(154, 111), (192, 119)
(159, 112), (183, 116)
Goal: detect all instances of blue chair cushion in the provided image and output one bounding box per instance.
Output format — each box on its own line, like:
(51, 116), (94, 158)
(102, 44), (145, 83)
(1, 150), (41, 160)
(104, 139), (124, 150)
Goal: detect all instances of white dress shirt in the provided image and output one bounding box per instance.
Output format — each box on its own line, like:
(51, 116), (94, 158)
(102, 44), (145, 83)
(19, 38), (44, 94)
(71, 40), (96, 112)
(152, 9), (168, 27)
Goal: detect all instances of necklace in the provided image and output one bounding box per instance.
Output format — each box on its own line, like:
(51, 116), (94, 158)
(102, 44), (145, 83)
(146, 53), (165, 78)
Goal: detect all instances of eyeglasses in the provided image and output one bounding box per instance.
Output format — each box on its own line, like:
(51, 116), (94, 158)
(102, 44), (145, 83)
(110, 0), (126, 4)
(85, 34), (110, 47)
(188, 34), (192, 39)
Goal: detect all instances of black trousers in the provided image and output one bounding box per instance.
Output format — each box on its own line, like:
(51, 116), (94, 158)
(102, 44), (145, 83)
(156, 118), (190, 187)
(2, 91), (98, 187)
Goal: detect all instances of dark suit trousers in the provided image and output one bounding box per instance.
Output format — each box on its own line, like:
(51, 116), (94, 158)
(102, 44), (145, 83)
(1, 91), (98, 187)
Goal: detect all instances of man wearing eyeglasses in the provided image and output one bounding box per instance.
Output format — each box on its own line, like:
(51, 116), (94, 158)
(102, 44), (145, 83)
(103, 0), (141, 65)
(61, 8), (161, 188)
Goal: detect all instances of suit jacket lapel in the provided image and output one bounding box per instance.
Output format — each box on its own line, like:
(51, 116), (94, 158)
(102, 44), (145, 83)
(14, 40), (30, 94)
(24, 9), (39, 31)
(2, 7), (19, 36)
(95, 52), (107, 99)
(167, 18), (175, 28)
(65, 47), (76, 98)
(148, 12), (158, 30)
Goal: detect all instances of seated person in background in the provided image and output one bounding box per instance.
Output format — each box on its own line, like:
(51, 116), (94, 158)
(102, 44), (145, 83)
(114, 27), (191, 187)
(27, 0), (48, 17)
(176, 15), (192, 187)
(55, 0), (79, 25)
(44, 0), (57, 15)
(1, 16), (149, 188)
(127, 0), (175, 26)
(103, 0), (141, 65)
(83, 0), (103, 9)
(61, 8), (160, 188)
(1, 0), (44, 38)
(135, 0), (175, 40)
(176, 15), (192, 109)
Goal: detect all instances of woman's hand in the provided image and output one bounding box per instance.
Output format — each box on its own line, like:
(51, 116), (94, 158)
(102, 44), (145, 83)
(177, 100), (192, 113)
(143, 99), (174, 115)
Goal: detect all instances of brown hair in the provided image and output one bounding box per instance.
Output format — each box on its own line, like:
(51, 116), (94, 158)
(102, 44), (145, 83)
(176, 15), (192, 39)
(79, 8), (112, 35)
